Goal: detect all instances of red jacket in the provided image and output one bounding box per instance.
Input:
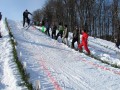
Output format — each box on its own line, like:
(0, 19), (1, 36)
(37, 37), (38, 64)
(81, 32), (88, 44)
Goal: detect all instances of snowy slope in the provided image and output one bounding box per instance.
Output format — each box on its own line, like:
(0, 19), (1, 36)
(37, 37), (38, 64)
(67, 33), (120, 67)
(0, 20), (23, 90)
(88, 36), (120, 52)
(9, 20), (120, 90)
(35, 26), (120, 68)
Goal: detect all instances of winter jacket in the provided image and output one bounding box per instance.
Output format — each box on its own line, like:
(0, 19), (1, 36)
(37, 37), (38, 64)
(45, 22), (49, 28)
(81, 32), (89, 45)
(23, 11), (32, 18)
(58, 25), (64, 33)
(0, 13), (2, 21)
(73, 29), (79, 38)
(52, 25), (57, 32)
(63, 27), (68, 38)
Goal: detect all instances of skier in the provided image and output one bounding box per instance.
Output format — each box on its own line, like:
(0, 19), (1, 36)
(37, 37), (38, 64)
(23, 9), (32, 27)
(45, 20), (50, 36)
(115, 38), (120, 49)
(56, 22), (64, 40)
(0, 12), (2, 38)
(78, 29), (90, 55)
(62, 24), (68, 45)
(52, 24), (57, 39)
(71, 26), (80, 49)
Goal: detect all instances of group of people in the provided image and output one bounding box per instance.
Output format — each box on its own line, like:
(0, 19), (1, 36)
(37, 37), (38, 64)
(43, 20), (120, 53)
(0, 12), (2, 38)
(0, 9), (119, 52)
(43, 21), (91, 55)
(21, 9), (120, 51)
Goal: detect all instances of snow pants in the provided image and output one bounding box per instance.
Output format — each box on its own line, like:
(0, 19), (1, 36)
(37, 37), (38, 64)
(116, 44), (120, 49)
(71, 37), (79, 48)
(45, 27), (50, 36)
(23, 17), (30, 27)
(62, 38), (68, 45)
(0, 32), (2, 38)
(56, 31), (63, 40)
(116, 42), (120, 49)
(52, 30), (56, 39)
(78, 43), (90, 54)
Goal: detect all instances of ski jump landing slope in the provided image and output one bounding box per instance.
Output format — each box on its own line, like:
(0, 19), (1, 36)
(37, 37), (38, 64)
(0, 20), (23, 90)
(9, 20), (120, 90)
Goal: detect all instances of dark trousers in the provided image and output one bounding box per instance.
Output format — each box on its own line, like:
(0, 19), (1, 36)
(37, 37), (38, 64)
(56, 31), (63, 40)
(0, 32), (2, 38)
(45, 28), (50, 36)
(52, 31), (56, 39)
(116, 43), (120, 49)
(72, 37), (79, 48)
(23, 17), (30, 27)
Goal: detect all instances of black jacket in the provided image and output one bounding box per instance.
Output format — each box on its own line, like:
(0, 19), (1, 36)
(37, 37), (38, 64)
(23, 11), (32, 18)
(52, 25), (57, 32)
(73, 29), (79, 38)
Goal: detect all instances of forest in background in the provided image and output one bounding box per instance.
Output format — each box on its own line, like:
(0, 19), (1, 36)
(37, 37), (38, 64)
(32, 0), (120, 42)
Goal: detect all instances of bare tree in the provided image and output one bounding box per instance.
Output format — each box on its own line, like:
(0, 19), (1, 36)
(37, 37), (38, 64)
(33, 0), (120, 42)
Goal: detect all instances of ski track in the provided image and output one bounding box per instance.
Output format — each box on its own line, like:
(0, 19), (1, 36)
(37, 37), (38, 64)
(9, 20), (120, 90)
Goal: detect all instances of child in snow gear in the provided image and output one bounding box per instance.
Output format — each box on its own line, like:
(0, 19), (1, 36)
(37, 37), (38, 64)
(23, 9), (32, 27)
(115, 39), (120, 49)
(45, 21), (50, 36)
(62, 25), (68, 45)
(52, 24), (57, 39)
(56, 22), (64, 40)
(78, 29), (90, 55)
(71, 26), (80, 48)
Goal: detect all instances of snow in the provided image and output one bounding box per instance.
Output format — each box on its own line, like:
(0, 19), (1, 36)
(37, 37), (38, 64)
(89, 36), (120, 52)
(0, 20), (23, 90)
(88, 36), (120, 66)
(68, 32), (120, 66)
(36, 26), (120, 67)
(8, 20), (120, 90)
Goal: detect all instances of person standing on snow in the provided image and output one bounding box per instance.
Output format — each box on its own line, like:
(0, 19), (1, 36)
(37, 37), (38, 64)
(71, 26), (80, 49)
(78, 29), (90, 55)
(56, 22), (64, 40)
(45, 20), (50, 36)
(115, 38), (120, 49)
(62, 24), (68, 45)
(0, 12), (2, 38)
(52, 24), (57, 39)
(23, 9), (32, 27)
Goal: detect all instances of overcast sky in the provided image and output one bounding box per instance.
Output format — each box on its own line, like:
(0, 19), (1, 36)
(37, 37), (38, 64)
(0, 0), (46, 21)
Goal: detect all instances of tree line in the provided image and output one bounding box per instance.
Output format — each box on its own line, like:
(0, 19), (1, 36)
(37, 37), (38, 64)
(33, 0), (120, 42)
